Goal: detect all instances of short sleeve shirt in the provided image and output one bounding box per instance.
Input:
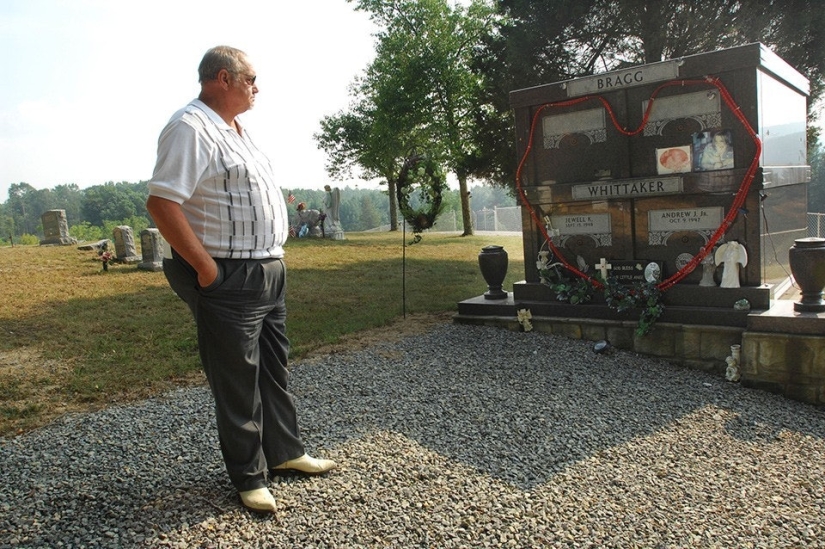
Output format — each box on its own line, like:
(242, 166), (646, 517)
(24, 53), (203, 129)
(148, 99), (288, 259)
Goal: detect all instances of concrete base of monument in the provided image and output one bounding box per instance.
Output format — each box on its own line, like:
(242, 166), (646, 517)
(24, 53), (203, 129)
(458, 281), (774, 328)
(512, 281), (774, 318)
(455, 285), (825, 407)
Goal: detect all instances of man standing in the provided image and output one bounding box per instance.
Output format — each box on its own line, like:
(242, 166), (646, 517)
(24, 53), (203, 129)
(146, 46), (335, 515)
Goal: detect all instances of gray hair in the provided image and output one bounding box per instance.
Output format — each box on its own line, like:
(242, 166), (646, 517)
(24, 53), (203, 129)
(198, 46), (249, 83)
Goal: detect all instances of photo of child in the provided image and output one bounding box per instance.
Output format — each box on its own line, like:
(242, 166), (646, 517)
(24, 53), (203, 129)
(693, 129), (734, 171)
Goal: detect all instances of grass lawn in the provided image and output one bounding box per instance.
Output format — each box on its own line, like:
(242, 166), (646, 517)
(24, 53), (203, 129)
(0, 231), (523, 436)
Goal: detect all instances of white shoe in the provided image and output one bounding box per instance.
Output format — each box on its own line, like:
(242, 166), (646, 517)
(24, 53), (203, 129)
(271, 453), (337, 476)
(238, 487), (277, 515)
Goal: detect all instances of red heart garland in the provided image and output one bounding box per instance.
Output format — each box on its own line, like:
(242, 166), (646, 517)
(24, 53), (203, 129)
(515, 76), (763, 292)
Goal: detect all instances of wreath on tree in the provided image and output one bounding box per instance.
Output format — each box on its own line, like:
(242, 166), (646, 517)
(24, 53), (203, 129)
(396, 154), (446, 243)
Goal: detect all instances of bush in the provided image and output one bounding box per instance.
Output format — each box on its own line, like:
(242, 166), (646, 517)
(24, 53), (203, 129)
(18, 234), (40, 246)
(70, 222), (105, 242)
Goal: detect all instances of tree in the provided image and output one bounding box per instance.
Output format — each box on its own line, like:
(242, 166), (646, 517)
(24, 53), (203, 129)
(357, 194), (384, 231)
(316, 0), (453, 232)
(0, 202), (14, 243)
(317, 98), (405, 231)
(82, 182), (149, 227)
(7, 183), (46, 236)
(320, 0), (499, 236)
(51, 184), (83, 228)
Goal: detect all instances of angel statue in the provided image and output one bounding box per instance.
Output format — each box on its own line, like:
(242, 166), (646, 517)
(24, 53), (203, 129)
(714, 241), (748, 288)
(322, 185), (345, 240)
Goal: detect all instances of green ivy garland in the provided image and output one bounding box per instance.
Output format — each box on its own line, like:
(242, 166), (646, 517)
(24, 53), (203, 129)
(602, 277), (664, 336)
(537, 249), (665, 336)
(396, 155), (446, 244)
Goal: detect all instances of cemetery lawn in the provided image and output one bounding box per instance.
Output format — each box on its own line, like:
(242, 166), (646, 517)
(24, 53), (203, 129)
(0, 232), (523, 436)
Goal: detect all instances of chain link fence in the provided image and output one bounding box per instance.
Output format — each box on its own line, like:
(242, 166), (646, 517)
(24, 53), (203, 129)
(392, 210), (824, 237)
(809, 213), (825, 238)
(427, 206), (522, 233)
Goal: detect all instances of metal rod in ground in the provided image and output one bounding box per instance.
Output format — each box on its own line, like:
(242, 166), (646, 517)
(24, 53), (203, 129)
(402, 222), (407, 319)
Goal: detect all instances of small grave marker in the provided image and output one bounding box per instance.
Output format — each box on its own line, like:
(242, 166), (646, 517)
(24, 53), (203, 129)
(137, 229), (165, 272)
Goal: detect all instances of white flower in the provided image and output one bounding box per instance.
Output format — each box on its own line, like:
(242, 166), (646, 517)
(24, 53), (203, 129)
(536, 250), (551, 271)
(517, 308), (533, 332)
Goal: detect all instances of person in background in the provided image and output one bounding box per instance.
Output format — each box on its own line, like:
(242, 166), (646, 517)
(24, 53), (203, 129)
(295, 202), (324, 237)
(146, 45), (336, 515)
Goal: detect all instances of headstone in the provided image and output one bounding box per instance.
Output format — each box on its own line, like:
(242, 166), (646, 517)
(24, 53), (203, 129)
(511, 43), (809, 316)
(112, 226), (141, 263)
(39, 210), (77, 246)
(137, 228), (165, 272)
(76, 239), (110, 252)
(608, 260), (664, 284)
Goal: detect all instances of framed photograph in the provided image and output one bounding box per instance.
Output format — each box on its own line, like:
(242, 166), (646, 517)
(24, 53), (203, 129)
(693, 129), (734, 171)
(656, 146), (692, 174)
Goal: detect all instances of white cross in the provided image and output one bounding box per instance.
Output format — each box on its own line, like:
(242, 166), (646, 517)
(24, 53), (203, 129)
(596, 258), (612, 280)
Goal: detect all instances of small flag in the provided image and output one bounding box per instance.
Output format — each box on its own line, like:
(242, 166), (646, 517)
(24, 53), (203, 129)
(289, 226), (297, 238)
(287, 192), (295, 204)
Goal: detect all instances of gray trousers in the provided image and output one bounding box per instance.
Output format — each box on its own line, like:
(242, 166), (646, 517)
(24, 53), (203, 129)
(163, 253), (305, 491)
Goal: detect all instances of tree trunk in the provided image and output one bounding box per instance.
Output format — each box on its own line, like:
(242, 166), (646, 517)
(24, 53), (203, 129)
(387, 178), (399, 231)
(458, 174), (473, 236)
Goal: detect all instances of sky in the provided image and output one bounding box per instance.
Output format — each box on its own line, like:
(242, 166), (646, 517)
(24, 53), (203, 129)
(3, 1), (820, 204)
(0, 0), (381, 200)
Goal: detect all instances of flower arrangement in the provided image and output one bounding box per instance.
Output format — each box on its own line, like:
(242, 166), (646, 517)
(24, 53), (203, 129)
(534, 248), (664, 335)
(536, 250), (593, 305)
(517, 308), (533, 332)
(96, 243), (115, 271)
(396, 154), (446, 244)
(602, 277), (664, 336)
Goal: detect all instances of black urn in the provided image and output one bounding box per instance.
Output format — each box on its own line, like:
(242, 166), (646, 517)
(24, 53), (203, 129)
(478, 245), (509, 300)
(789, 237), (825, 312)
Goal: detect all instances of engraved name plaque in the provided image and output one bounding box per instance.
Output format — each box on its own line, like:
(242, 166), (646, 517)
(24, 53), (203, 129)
(648, 206), (724, 246)
(550, 213), (612, 247)
(566, 61), (680, 97)
(551, 214), (611, 235)
(572, 177), (683, 200)
(648, 207), (724, 232)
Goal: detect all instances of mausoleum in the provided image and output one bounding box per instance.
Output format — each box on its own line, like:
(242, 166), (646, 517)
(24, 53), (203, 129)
(457, 44), (825, 406)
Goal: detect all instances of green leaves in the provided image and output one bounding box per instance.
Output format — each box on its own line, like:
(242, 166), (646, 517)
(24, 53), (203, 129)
(603, 277), (665, 336)
(539, 250), (665, 336)
(318, 1), (499, 235)
(396, 154), (446, 239)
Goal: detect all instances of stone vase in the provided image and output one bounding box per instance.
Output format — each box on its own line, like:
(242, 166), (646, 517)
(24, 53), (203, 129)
(725, 344), (741, 382)
(730, 344), (741, 364)
(478, 245), (508, 300)
(788, 237), (825, 312)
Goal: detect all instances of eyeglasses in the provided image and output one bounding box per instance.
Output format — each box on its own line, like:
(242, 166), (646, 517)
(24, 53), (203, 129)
(236, 73), (256, 86)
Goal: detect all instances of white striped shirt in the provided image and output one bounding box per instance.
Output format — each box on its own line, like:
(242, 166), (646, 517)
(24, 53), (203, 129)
(148, 99), (288, 259)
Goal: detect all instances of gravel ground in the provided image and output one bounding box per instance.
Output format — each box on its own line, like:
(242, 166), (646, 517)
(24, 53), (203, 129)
(2, 322), (824, 548)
